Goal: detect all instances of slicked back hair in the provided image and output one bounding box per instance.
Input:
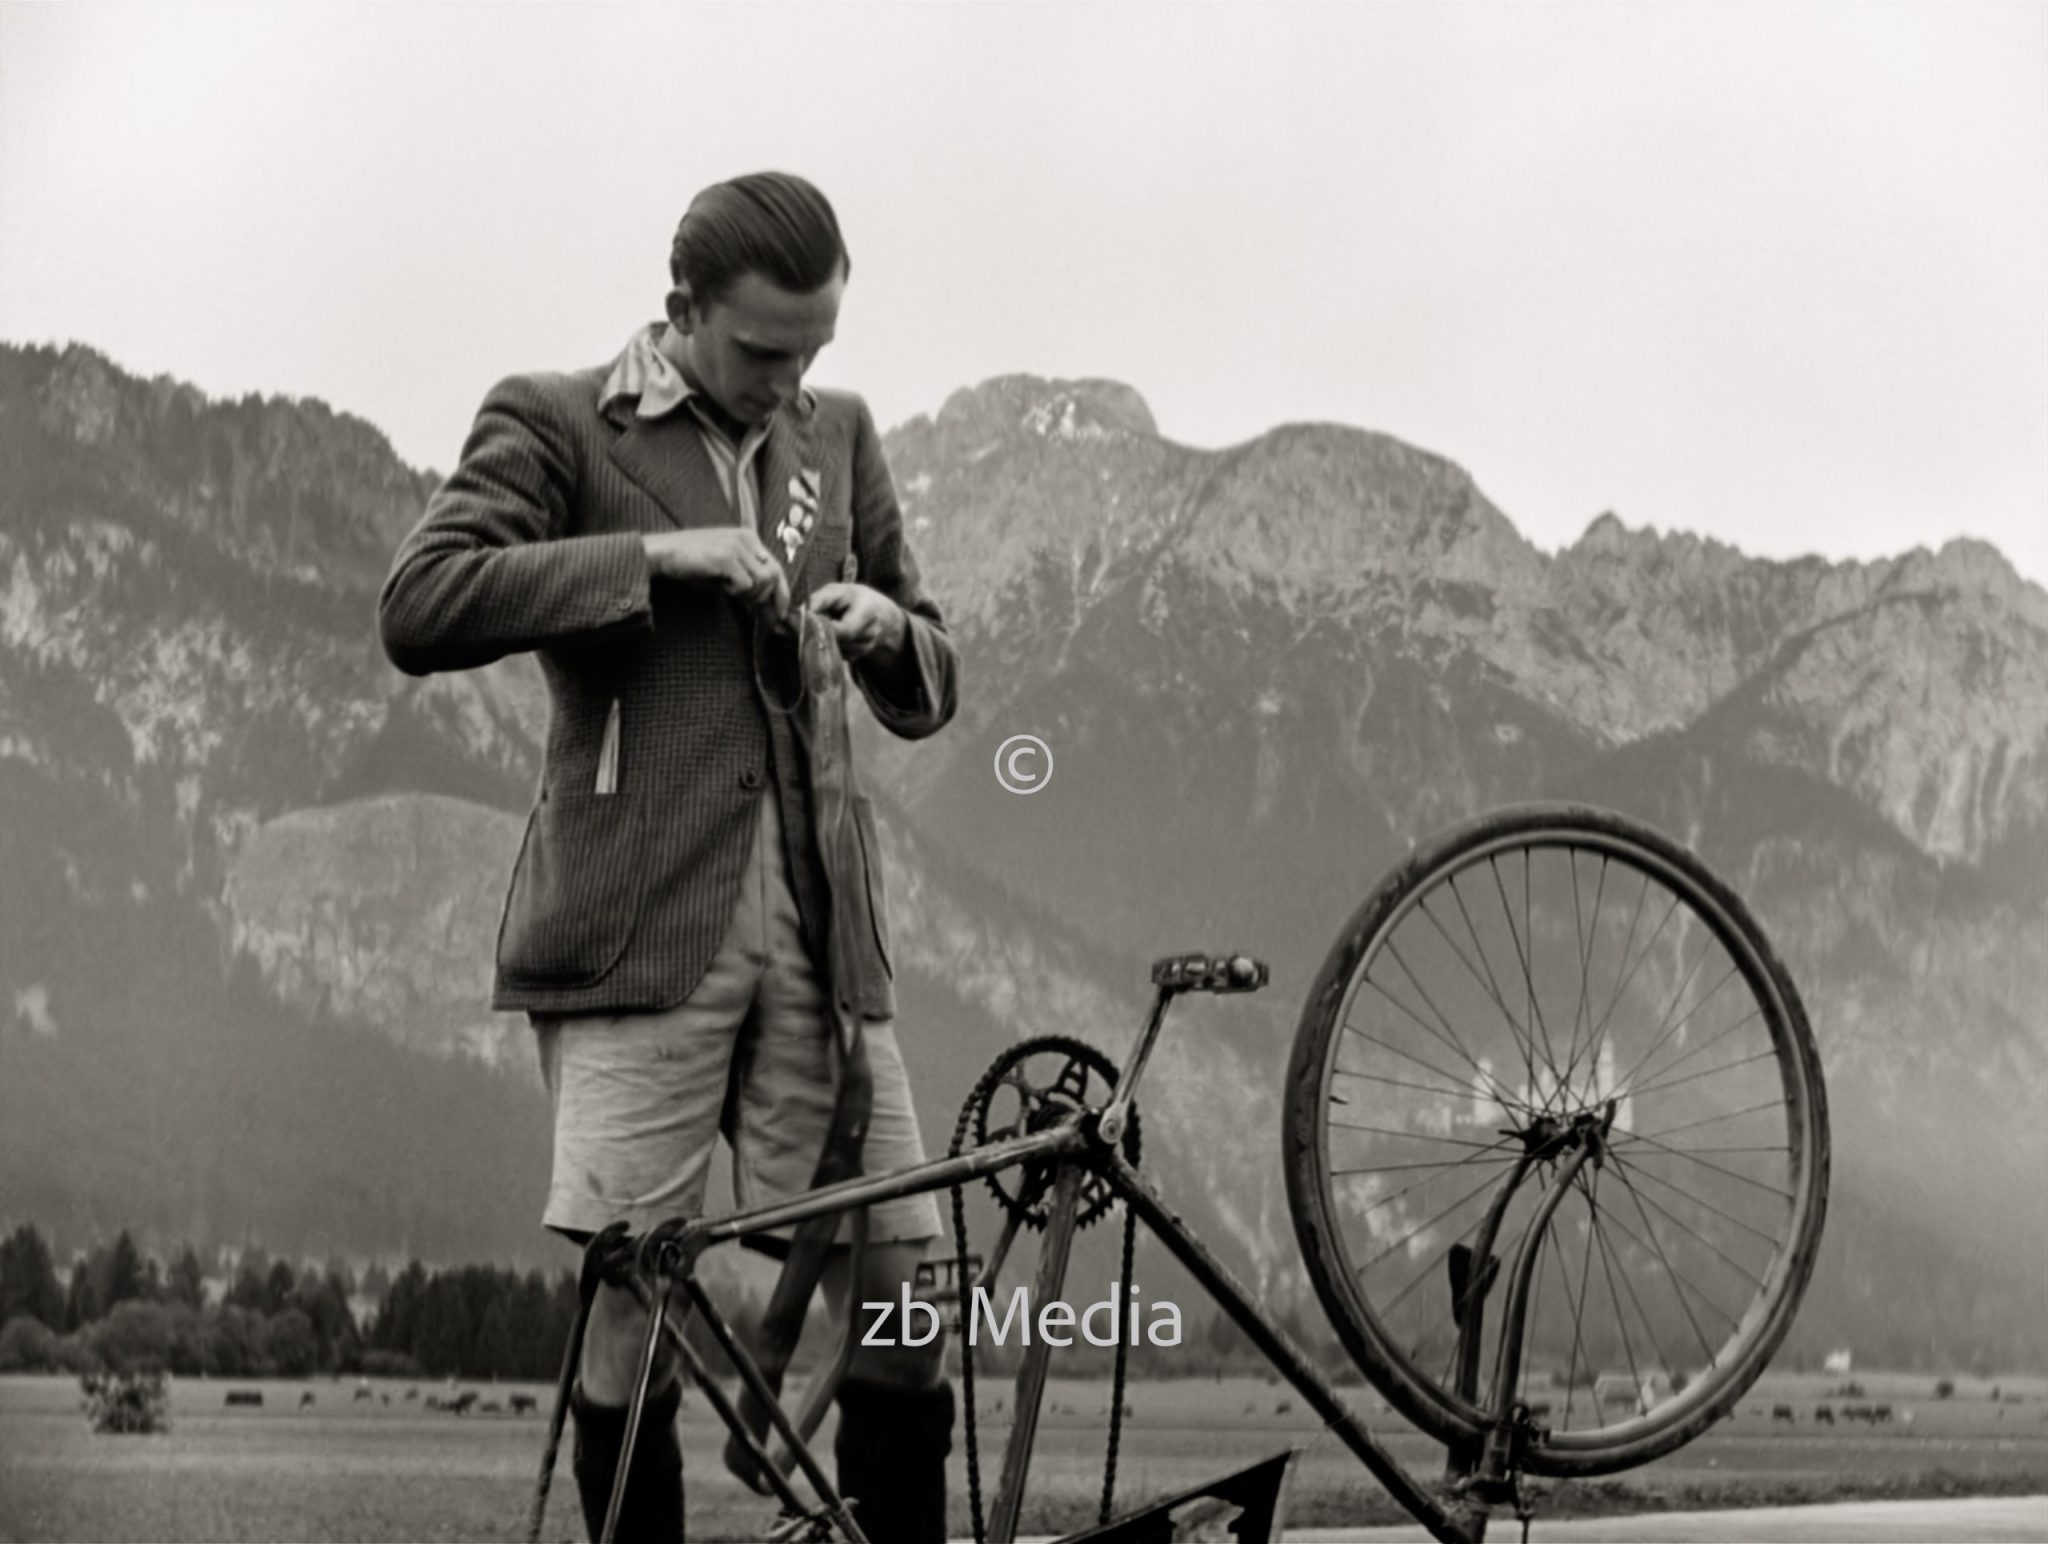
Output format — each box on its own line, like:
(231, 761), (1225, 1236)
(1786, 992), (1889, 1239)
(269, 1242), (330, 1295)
(669, 172), (849, 304)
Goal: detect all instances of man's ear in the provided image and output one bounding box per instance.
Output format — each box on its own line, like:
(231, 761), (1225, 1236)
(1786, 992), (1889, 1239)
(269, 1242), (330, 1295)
(664, 284), (696, 333)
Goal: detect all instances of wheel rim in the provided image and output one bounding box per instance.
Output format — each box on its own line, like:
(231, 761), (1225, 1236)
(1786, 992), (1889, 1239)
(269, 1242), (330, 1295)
(1295, 814), (1826, 1473)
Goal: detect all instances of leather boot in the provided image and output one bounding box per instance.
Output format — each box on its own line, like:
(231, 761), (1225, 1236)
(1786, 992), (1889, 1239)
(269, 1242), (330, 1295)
(832, 1378), (954, 1544)
(570, 1379), (684, 1542)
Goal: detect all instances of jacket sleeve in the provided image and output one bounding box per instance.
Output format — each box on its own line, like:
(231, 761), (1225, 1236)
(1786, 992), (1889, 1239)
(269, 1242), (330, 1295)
(378, 374), (653, 676)
(845, 395), (960, 739)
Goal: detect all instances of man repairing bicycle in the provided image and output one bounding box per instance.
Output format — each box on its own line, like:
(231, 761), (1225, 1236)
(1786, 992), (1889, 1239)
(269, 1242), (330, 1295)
(379, 171), (959, 1542)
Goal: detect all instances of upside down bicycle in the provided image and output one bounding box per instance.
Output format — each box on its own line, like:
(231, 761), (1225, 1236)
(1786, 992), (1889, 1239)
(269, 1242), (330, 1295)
(528, 803), (1830, 1543)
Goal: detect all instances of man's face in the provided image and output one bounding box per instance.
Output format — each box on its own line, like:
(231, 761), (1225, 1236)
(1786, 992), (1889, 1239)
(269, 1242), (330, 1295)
(668, 268), (844, 427)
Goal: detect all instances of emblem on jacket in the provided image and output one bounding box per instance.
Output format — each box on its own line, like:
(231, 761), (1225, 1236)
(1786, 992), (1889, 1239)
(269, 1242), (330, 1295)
(778, 468), (823, 563)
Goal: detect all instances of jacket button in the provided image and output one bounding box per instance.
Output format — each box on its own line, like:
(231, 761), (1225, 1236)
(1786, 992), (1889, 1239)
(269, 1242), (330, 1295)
(740, 768), (763, 790)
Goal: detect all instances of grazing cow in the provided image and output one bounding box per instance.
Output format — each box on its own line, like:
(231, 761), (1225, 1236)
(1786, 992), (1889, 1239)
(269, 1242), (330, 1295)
(404, 1387), (419, 1402)
(299, 1391), (316, 1410)
(224, 1390), (264, 1407)
(1814, 1404), (1835, 1425)
(1873, 1404), (1893, 1423)
(448, 1391), (479, 1416)
(1771, 1404), (1795, 1423)
(509, 1394), (537, 1415)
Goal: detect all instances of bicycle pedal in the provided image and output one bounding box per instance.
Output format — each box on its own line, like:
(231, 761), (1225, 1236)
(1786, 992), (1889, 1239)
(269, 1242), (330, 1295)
(1151, 952), (1268, 994)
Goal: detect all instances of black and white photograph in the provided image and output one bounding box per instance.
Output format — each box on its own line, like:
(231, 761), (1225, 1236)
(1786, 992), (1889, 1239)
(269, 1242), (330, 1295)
(1, 5), (2043, 1542)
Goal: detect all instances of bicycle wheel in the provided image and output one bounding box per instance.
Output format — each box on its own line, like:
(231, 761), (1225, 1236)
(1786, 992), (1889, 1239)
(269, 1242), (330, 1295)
(1284, 804), (1828, 1477)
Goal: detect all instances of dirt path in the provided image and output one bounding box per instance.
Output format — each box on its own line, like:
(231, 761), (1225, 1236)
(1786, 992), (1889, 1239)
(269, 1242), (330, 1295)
(1285, 1493), (2048, 1542)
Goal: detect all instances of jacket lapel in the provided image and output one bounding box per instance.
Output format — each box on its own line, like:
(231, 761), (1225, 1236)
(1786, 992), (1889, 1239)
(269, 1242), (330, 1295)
(761, 399), (828, 607)
(607, 412), (731, 532)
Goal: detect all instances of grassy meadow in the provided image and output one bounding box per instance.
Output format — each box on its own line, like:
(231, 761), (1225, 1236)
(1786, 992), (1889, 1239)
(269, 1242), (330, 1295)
(3, 1369), (2045, 1541)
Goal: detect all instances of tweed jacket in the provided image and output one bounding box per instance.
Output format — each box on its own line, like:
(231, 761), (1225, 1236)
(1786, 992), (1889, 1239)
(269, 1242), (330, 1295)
(377, 362), (957, 1019)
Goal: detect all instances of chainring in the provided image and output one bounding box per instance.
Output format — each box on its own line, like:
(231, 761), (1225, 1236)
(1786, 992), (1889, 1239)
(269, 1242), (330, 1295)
(964, 1035), (1140, 1231)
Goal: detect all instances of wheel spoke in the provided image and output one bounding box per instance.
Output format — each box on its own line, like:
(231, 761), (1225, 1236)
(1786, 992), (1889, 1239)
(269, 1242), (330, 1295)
(1616, 1154), (1783, 1254)
(1629, 1100), (1784, 1143)
(1602, 1164), (1723, 1363)
(1626, 1048), (1777, 1103)
(1356, 973), (1523, 1112)
(1582, 883), (1684, 1087)
(1444, 873), (1540, 1092)
(1593, 1191), (1744, 1358)
(1557, 853), (1610, 1095)
(1588, 1176), (1679, 1396)
(1340, 1029), (1521, 1109)
(1488, 854), (1566, 1092)
(1622, 950), (1736, 1097)
(1373, 1203), (1500, 1328)
(1326, 1119), (1511, 1151)
(1359, 1163), (1526, 1274)
(1422, 886), (1543, 1092)
(1585, 1168), (1655, 1415)
(1376, 943), (1530, 1116)
(1606, 1160), (1763, 1307)
(1608, 1124), (1794, 1200)
(1625, 1008), (1765, 1099)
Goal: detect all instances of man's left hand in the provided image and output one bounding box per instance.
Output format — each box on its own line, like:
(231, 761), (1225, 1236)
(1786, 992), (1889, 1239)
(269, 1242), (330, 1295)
(808, 583), (907, 663)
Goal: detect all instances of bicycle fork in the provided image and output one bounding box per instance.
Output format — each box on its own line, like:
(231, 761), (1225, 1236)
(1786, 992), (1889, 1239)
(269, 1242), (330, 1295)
(1441, 1104), (1616, 1539)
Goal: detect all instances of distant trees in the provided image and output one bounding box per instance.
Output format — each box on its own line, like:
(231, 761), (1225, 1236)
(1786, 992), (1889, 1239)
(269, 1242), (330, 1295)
(0, 1223), (428, 1380)
(0, 1223), (64, 1328)
(367, 1262), (577, 1380)
(0, 1224), (1378, 1388)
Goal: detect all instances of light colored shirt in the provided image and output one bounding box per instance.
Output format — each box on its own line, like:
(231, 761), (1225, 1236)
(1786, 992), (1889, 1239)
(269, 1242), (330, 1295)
(599, 322), (769, 527)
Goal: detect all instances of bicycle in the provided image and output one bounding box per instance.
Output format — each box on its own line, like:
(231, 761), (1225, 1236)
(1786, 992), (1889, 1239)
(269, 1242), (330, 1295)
(528, 802), (1830, 1544)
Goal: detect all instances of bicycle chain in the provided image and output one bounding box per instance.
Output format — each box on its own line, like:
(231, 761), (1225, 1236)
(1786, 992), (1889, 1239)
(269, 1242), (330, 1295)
(947, 1035), (1142, 1544)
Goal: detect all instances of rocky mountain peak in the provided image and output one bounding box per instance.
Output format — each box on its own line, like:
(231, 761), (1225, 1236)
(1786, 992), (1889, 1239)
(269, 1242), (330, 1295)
(929, 373), (1159, 444)
(1880, 537), (2048, 626)
(1187, 421), (1544, 599)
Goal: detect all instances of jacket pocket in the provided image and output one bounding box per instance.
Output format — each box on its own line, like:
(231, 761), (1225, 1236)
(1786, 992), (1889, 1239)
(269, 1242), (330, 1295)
(594, 699), (621, 795)
(849, 793), (892, 980)
(495, 788), (650, 987)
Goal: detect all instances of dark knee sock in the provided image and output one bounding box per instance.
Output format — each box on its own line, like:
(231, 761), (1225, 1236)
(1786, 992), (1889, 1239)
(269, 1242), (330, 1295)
(833, 1378), (954, 1544)
(571, 1380), (684, 1543)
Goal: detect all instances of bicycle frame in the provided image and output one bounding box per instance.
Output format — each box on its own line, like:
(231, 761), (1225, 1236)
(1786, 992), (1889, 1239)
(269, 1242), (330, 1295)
(542, 958), (1507, 1544)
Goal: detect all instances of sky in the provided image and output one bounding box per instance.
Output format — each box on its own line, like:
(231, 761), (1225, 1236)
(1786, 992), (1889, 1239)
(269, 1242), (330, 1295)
(2, 3), (2043, 586)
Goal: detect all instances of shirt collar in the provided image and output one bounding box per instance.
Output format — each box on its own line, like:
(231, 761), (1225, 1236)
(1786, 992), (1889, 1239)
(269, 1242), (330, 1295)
(597, 322), (811, 438)
(598, 321), (695, 428)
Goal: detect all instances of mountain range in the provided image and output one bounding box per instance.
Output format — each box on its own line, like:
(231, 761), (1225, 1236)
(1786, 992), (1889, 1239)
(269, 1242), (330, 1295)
(1, 342), (2041, 1370)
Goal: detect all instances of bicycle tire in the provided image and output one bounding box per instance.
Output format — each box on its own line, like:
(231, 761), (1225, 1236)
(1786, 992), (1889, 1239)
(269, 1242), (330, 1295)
(1284, 803), (1829, 1476)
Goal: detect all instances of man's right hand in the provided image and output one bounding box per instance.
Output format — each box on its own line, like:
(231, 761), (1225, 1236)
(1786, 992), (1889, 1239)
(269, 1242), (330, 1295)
(643, 529), (790, 619)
